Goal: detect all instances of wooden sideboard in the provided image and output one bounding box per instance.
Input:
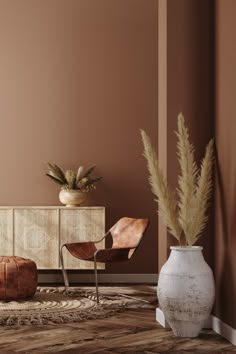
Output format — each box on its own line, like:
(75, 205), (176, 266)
(0, 206), (105, 270)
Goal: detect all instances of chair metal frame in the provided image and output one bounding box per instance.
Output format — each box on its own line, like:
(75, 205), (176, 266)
(60, 218), (149, 303)
(60, 231), (109, 302)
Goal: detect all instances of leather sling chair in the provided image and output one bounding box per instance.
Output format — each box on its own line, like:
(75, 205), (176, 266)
(60, 217), (149, 303)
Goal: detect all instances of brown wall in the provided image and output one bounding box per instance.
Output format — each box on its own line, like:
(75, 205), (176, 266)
(166, 0), (215, 266)
(215, 0), (236, 328)
(0, 0), (158, 273)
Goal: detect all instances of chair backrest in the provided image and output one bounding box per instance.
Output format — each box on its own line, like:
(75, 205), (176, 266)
(109, 217), (149, 258)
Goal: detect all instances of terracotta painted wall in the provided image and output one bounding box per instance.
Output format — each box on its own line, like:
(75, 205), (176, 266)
(215, 0), (236, 328)
(166, 0), (215, 266)
(0, 0), (158, 273)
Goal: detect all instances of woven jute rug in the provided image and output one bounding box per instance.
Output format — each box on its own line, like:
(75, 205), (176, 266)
(0, 287), (145, 326)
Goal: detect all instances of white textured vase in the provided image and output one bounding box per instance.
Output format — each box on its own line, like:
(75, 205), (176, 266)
(59, 190), (86, 207)
(157, 246), (215, 338)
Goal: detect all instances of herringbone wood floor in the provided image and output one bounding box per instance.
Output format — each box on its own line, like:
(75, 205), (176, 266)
(0, 286), (235, 354)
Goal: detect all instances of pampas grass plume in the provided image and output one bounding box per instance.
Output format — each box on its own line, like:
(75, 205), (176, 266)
(141, 113), (214, 246)
(140, 129), (182, 242)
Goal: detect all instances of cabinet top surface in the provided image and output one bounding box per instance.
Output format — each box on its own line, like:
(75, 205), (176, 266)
(0, 206), (105, 210)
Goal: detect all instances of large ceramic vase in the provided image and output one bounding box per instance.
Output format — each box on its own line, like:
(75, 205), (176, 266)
(157, 246), (215, 338)
(59, 189), (86, 207)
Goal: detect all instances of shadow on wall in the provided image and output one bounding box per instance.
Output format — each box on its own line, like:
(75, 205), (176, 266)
(214, 148), (236, 325)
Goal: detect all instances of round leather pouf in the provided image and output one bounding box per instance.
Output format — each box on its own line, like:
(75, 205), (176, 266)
(0, 256), (37, 301)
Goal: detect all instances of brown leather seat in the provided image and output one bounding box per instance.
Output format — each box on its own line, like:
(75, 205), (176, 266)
(0, 256), (37, 301)
(60, 217), (149, 303)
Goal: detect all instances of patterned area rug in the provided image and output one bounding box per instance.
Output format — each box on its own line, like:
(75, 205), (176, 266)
(0, 287), (145, 326)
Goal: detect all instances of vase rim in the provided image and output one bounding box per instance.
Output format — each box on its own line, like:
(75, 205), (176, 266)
(170, 246), (203, 251)
(60, 189), (84, 193)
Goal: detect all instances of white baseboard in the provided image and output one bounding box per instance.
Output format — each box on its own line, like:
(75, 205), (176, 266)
(156, 308), (213, 330)
(156, 308), (236, 346)
(38, 273), (158, 284)
(212, 315), (236, 346)
(156, 308), (170, 328)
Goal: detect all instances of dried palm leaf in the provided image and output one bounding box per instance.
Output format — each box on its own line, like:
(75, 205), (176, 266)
(82, 165), (96, 178)
(46, 173), (64, 186)
(76, 166), (84, 184)
(65, 170), (76, 189)
(46, 163), (66, 184)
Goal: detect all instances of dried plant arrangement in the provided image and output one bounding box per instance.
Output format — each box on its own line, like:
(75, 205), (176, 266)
(46, 163), (102, 192)
(140, 113), (214, 246)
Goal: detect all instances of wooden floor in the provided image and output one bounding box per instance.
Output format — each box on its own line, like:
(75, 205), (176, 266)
(0, 285), (235, 354)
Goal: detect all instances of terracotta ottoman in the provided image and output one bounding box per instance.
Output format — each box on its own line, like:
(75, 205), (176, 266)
(0, 256), (38, 301)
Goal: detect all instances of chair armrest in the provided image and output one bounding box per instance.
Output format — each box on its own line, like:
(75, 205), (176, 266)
(94, 230), (111, 243)
(95, 247), (135, 262)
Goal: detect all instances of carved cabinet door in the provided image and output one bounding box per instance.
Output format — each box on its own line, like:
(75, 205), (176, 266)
(60, 208), (105, 269)
(14, 209), (59, 269)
